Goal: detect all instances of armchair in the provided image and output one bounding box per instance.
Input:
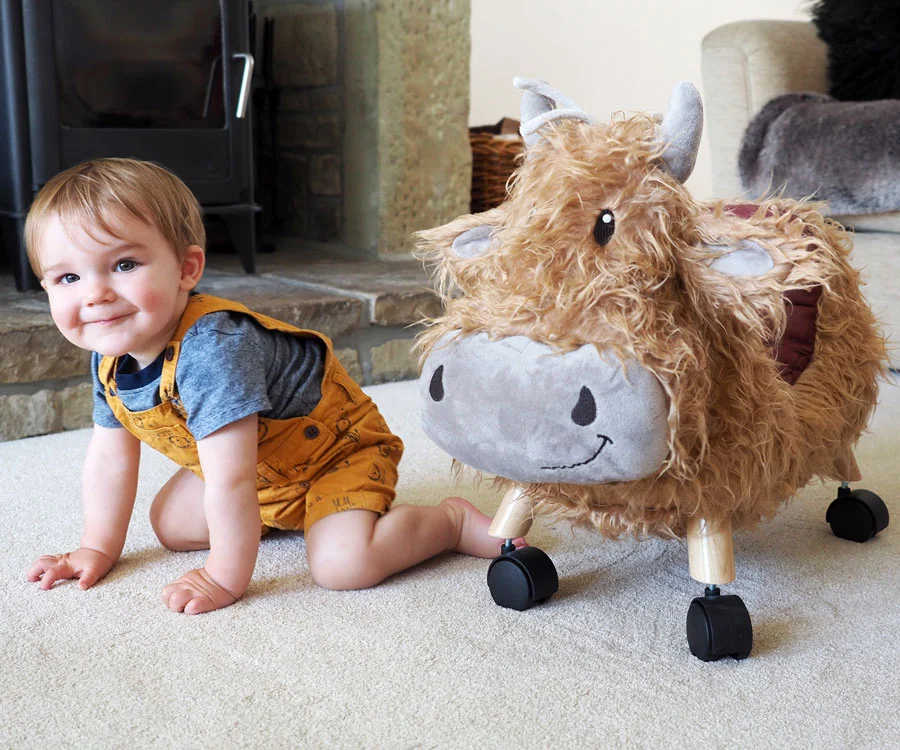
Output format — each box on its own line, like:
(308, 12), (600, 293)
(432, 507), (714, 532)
(702, 20), (900, 365)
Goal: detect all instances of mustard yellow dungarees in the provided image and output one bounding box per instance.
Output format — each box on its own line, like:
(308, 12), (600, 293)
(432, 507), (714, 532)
(97, 294), (404, 532)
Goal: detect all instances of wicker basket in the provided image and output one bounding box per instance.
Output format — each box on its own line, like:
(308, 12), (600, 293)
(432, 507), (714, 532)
(469, 117), (523, 213)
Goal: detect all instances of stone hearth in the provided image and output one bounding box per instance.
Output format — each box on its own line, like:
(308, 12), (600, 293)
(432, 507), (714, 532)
(0, 244), (441, 441)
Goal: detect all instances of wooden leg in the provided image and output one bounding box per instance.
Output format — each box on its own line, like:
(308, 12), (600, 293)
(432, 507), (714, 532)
(831, 446), (862, 483)
(687, 516), (735, 586)
(488, 486), (534, 540)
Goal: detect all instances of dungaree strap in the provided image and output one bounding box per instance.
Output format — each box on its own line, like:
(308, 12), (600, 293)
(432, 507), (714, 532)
(172, 294), (255, 340)
(158, 294), (251, 401)
(97, 354), (118, 396)
(159, 342), (181, 401)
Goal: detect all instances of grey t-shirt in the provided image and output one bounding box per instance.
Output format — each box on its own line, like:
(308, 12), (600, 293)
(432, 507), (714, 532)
(92, 311), (326, 440)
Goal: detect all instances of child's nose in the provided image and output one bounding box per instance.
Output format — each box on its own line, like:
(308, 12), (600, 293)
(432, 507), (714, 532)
(84, 275), (115, 304)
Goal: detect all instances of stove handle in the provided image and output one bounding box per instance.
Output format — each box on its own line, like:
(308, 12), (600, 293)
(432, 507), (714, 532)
(233, 52), (255, 119)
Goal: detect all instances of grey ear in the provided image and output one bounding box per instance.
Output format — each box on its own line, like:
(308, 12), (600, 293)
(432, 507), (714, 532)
(514, 77), (593, 148)
(450, 224), (498, 259)
(704, 239), (774, 277)
(659, 82), (703, 183)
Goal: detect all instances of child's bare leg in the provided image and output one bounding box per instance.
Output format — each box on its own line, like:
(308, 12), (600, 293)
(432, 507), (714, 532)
(305, 496), (523, 591)
(149, 469), (210, 551)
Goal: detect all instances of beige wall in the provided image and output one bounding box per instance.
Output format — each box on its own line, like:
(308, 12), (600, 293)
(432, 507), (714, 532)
(470, 0), (810, 199)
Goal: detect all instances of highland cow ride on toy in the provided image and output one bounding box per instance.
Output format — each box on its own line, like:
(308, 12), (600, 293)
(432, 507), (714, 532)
(416, 78), (890, 661)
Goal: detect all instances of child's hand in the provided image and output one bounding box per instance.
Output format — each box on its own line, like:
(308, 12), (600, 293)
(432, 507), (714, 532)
(26, 547), (115, 590)
(161, 567), (240, 615)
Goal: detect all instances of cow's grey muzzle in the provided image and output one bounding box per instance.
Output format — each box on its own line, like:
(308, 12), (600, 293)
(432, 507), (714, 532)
(419, 332), (669, 484)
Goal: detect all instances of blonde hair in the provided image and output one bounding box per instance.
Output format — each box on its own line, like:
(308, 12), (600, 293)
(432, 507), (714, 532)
(25, 157), (206, 277)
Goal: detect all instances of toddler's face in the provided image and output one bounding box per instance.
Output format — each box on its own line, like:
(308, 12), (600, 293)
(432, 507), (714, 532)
(38, 210), (202, 369)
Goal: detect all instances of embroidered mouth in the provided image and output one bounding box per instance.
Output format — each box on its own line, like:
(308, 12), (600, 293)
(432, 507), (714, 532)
(540, 434), (614, 471)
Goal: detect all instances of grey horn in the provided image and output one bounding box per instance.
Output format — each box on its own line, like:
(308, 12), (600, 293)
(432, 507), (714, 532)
(513, 77), (594, 148)
(659, 81), (703, 183)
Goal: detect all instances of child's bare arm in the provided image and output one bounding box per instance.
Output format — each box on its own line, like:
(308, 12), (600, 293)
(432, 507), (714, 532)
(27, 424), (141, 590)
(161, 413), (260, 614)
(81, 425), (142, 558)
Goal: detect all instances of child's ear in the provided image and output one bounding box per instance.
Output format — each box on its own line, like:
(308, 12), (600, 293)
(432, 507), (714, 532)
(180, 245), (205, 290)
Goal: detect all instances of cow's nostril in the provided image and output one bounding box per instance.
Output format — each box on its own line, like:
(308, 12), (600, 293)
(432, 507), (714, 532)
(571, 386), (596, 425)
(429, 365), (445, 402)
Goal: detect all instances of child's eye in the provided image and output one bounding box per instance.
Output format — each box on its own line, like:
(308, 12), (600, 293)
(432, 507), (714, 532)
(58, 273), (80, 285)
(115, 259), (138, 272)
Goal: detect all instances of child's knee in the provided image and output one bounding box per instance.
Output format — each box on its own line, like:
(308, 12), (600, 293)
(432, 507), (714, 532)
(149, 505), (184, 551)
(148, 496), (169, 544)
(305, 509), (383, 590)
(307, 542), (383, 591)
(149, 495), (196, 551)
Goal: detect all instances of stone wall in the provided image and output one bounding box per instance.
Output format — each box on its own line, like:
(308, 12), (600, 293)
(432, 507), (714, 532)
(257, 0), (471, 258)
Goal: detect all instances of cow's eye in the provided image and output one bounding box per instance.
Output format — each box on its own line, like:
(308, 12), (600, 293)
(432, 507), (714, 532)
(429, 365), (445, 402)
(593, 209), (615, 246)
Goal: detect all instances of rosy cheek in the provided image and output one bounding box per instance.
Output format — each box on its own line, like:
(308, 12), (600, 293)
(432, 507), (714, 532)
(48, 294), (77, 321)
(46, 298), (66, 326)
(136, 287), (171, 314)
(135, 292), (161, 314)
(49, 308), (84, 346)
(54, 309), (76, 333)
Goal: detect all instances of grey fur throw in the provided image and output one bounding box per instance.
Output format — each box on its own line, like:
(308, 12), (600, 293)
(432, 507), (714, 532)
(739, 92), (900, 216)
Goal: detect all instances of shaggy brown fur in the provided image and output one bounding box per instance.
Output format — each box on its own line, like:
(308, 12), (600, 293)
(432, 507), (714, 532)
(416, 113), (886, 540)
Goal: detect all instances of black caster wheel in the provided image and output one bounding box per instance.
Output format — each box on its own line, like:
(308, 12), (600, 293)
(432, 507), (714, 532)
(487, 546), (559, 611)
(686, 588), (753, 662)
(826, 488), (890, 543)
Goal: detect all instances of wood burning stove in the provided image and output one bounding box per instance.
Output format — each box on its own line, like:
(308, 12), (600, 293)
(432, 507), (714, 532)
(0, 0), (259, 291)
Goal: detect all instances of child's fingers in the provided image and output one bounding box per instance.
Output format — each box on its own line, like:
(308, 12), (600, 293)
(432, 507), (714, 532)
(183, 597), (217, 615)
(164, 588), (211, 614)
(77, 567), (103, 590)
(161, 581), (232, 615)
(26, 555), (72, 586)
(27, 550), (110, 592)
(162, 568), (239, 615)
(38, 561), (76, 590)
(161, 584), (194, 613)
(26, 555), (59, 582)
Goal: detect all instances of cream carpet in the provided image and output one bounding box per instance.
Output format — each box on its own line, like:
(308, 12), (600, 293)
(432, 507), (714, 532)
(2, 377), (899, 749)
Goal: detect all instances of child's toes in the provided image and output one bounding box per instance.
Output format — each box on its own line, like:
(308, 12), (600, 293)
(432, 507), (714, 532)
(442, 496), (507, 558)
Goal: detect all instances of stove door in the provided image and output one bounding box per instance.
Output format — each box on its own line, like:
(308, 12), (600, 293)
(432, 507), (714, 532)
(23, 0), (253, 205)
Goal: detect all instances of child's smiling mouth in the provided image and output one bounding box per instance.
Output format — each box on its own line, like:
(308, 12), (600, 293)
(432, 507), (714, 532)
(85, 313), (132, 325)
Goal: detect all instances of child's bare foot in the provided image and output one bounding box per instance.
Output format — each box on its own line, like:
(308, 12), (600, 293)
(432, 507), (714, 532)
(441, 496), (527, 558)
